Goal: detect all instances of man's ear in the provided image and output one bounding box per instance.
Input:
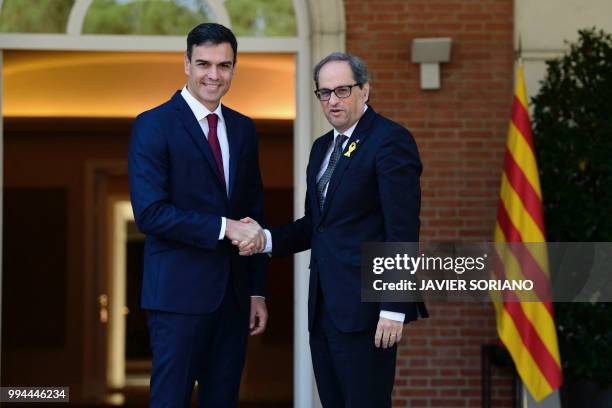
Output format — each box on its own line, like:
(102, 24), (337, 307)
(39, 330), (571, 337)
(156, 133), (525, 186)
(362, 82), (370, 102)
(184, 54), (190, 76)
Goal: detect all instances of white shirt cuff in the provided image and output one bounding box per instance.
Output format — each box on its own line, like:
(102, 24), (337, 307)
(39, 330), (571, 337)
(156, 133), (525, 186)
(219, 217), (226, 240)
(251, 295), (266, 299)
(380, 310), (405, 323)
(263, 229), (272, 253)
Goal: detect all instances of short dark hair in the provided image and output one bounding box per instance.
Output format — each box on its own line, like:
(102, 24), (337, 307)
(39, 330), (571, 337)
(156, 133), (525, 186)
(186, 23), (238, 64)
(313, 52), (369, 89)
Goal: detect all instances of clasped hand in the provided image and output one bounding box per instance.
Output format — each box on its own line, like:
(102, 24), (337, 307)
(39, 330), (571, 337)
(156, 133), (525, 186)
(225, 217), (265, 256)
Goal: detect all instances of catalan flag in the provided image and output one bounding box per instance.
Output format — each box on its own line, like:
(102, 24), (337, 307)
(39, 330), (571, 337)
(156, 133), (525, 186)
(492, 63), (563, 401)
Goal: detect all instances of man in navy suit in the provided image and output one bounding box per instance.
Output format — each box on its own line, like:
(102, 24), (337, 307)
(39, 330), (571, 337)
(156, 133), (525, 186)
(239, 52), (428, 407)
(128, 23), (268, 407)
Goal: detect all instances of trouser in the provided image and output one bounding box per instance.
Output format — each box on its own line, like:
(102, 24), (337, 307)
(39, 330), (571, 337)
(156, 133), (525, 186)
(310, 295), (397, 408)
(147, 284), (249, 407)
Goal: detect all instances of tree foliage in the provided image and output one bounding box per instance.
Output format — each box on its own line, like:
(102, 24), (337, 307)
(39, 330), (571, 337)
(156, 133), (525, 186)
(82, 0), (211, 35)
(0, 0), (297, 37)
(0, 0), (74, 33)
(533, 28), (612, 242)
(226, 0), (296, 37)
(532, 28), (612, 387)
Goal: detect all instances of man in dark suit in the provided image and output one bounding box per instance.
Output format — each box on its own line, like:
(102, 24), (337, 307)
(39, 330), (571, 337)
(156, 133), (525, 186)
(239, 52), (428, 407)
(128, 23), (268, 407)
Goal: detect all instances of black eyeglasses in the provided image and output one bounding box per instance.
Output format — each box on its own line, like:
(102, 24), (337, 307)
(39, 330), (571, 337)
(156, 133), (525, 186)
(314, 83), (361, 101)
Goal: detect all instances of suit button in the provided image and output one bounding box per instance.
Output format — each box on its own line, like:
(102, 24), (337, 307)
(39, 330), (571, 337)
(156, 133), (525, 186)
(317, 227), (324, 233)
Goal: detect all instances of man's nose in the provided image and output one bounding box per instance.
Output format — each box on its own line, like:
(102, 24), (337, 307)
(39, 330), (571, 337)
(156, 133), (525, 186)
(207, 66), (219, 80)
(328, 91), (341, 105)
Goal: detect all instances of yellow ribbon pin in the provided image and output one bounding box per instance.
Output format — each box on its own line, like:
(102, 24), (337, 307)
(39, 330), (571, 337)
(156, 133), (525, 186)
(344, 140), (359, 158)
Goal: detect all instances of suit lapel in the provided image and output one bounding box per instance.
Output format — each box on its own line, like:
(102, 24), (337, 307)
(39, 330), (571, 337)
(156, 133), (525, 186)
(320, 107), (377, 218)
(222, 105), (242, 199)
(172, 92), (226, 194)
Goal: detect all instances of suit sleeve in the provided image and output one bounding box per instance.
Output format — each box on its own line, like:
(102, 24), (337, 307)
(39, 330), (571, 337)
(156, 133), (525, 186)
(244, 119), (268, 297)
(128, 114), (222, 250)
(269, 146), (317, 257)
(376, 127), (427, 317)
(269, 200), (313, 257)
(376, 127), (422, 243)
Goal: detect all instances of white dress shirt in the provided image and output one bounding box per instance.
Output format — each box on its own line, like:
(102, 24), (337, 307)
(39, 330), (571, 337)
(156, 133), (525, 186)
(263, 106), (405, 323)
(181, 86), (229, 240)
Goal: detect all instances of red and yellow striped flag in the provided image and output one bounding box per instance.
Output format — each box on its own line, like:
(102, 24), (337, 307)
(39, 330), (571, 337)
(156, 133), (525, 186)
(493, 64), (563, 401)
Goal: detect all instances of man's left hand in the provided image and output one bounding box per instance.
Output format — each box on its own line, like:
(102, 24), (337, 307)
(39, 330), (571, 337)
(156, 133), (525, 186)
(374, 317), (403, 348)
(250, 297), (268, 336)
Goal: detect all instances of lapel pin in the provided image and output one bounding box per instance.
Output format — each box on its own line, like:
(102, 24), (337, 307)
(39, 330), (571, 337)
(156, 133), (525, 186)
(344, 140), (359, 158)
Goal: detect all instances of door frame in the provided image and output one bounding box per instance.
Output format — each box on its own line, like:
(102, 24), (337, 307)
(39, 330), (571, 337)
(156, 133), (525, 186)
(0, 1), (346, 406)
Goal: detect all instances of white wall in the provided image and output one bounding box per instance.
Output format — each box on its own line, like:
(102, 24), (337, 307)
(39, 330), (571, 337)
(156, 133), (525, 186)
(516, 0), (612, 102)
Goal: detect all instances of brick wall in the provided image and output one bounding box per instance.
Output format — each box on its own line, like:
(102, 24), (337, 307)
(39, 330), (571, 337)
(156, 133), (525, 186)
(345, 0), (516, 406)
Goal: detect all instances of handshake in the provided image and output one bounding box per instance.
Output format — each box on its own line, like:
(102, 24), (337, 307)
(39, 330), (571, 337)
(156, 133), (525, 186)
(225, 217), (265, 256)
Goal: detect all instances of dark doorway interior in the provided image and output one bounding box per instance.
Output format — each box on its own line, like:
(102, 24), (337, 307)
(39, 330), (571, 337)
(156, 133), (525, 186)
(2, 116), (294, 407)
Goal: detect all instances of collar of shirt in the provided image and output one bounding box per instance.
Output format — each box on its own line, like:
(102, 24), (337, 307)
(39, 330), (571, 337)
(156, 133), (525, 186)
(180, 86), (225, 125)
(332, 104), (368, 144)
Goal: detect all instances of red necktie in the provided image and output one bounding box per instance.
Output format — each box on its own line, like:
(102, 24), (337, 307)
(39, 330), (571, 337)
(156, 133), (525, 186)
(206, 113), (226, 189)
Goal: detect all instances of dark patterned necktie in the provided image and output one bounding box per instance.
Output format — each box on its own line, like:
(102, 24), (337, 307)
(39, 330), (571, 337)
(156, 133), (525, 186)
(206, 113), (226, 190)
(317, 134), (347, 210)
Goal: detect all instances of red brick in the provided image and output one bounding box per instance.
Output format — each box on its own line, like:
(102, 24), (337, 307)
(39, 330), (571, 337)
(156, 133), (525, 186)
(431, 378), (465, 387)
(345, 1), (515, 405)
(431, 399), (466, 407)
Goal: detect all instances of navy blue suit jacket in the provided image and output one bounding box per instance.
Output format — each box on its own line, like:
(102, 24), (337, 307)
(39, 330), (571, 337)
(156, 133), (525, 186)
(271, 107), (428, 332)
(128, 91), (267, 315)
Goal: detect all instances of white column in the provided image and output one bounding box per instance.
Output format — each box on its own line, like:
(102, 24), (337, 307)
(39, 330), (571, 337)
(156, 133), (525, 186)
(293, 0), (315, 407)
(296, 1), (346, 407)
(525, 386), (561, 408)
(0, 50), (4, 386)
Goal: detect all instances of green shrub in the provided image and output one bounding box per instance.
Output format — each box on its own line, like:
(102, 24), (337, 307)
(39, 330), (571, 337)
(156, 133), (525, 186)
(532, 28), (612, 387)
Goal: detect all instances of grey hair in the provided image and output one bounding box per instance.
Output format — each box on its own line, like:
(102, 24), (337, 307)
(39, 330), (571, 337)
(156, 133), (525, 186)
(313, 52), (369, 89)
